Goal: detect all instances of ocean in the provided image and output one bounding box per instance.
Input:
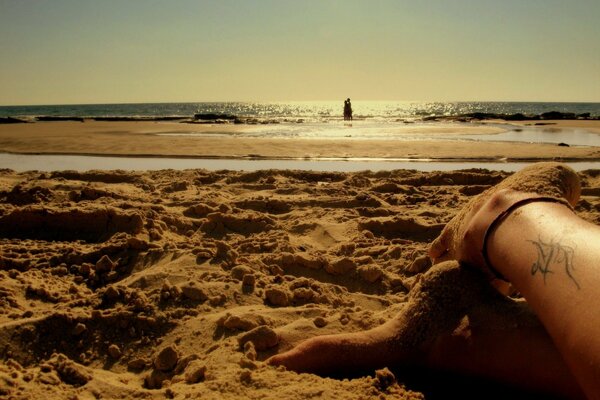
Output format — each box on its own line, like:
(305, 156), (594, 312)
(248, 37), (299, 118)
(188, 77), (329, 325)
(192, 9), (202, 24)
(1, 101), (600, 122)
(2, 101), (600, 171)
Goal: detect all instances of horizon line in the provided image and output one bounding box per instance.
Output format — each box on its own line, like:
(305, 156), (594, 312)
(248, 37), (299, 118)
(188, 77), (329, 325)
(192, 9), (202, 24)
(3, 99), (600, 107)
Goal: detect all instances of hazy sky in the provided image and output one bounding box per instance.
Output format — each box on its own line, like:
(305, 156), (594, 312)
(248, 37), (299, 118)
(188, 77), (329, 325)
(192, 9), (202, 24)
(1, 0), (599, 105)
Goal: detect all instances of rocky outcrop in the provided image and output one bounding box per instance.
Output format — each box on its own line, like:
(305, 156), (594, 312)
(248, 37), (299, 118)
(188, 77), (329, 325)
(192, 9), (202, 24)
(0, 117), (28, 124)
(36, 116), (84, 122)
(193, 113), (237, 120)
(421, 111), (599, 122)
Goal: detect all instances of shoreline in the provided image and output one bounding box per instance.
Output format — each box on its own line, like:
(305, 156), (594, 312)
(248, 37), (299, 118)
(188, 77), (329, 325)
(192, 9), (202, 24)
(4, 150), (600, 163)
(1, 120), (600, 162)
(2, 108), (599, 125)
(5, 153), (600, 175)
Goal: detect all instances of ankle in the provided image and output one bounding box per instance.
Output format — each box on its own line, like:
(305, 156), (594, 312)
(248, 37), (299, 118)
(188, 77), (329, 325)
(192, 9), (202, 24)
(463, 190), (573, 280)
(485, 201), (575, 282)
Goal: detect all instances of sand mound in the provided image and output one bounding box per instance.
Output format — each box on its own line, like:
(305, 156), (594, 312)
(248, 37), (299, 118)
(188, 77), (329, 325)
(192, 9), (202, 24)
(50, 170), (143, 184)
(358, 216), (445, 241)
(1, 167), (599, 399)
(1, 184), (54, 205)
(0, 206), (143, 242)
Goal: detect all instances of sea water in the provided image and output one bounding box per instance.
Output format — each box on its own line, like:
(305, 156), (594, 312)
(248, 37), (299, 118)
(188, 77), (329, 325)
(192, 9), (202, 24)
(3, 101), (600, 145)
(2, 101), (600, 156)
(2, 101), (600, 122)
(2, 152), (600, 173)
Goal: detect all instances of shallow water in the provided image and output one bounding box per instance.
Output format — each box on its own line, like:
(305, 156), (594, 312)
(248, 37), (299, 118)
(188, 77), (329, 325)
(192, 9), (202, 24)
(157, 121), (498, 140)
(2, 153), (600, 173)
(472, 125), (600, 146)
(157, 121), (600, 147)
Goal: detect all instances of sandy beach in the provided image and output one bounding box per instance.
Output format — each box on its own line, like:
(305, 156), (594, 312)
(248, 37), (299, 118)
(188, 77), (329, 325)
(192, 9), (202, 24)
(1, 165), (600, 399)
(1, 120), (600, 398)
(1, 120), (600, 161)
(3, 0), (600, 396)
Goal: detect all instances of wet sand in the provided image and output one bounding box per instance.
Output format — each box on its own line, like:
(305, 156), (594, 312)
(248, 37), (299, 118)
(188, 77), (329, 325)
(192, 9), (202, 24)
(486, 119), (600, 133)
(2, 167), (600, 398)
(1, 120), (600, 160)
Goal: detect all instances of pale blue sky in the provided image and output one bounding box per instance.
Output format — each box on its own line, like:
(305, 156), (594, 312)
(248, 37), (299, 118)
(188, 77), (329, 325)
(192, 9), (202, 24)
(1, 0), (599, 105)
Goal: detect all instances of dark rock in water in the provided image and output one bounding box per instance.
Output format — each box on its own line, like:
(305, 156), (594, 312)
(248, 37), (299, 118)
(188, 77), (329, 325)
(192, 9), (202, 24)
(540, 111), (576, 120)
(557, 142), (570, 147)
(0, 117), (28, 124)
(448, 111), (585, 122)
(462, 112), (539, 121)
(462, 112), (500, 120)
(36, 116), (84, 122)
(504, 113), (536, 121)
(194, 113), (236, 120)
(93, 116), (185, 122)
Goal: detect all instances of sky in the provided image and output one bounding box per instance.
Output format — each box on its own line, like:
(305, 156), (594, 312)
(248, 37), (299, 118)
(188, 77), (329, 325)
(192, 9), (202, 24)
(1, 0), (599, 105)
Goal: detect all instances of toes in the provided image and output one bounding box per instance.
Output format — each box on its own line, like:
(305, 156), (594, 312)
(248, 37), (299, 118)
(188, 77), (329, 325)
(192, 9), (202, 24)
(267, 352), (300, 371)
(429, 224), (452, 261)
(266, 343), (318, 372)
(266, 353), (287, 367)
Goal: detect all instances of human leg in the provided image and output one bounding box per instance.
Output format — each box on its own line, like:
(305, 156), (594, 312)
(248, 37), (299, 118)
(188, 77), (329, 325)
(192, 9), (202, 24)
(428, 162), (600, 396)
(269, 163), (588, 397)
(268, 261), (582, 397)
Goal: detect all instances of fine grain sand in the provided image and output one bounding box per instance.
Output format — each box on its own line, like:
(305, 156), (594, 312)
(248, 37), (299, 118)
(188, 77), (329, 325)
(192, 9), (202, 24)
(1, 120), (600, 160)
(2, 167), (600, 398)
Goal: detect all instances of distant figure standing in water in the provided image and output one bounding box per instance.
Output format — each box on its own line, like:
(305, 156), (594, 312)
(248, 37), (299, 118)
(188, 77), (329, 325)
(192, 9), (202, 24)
(343, 98), (353, 121)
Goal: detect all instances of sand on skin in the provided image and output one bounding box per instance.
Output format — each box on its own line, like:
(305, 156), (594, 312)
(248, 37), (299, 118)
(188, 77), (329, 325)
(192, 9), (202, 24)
(2, 167), (600, 398)
(1, 120), (600, 160)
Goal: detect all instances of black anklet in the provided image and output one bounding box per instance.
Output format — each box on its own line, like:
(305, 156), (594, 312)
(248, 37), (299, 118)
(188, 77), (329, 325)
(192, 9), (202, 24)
(481, 196), (572, 282)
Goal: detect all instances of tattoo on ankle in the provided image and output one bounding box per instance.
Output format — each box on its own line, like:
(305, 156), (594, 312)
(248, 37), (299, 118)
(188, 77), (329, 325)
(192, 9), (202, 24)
(528, 236), (579, 289)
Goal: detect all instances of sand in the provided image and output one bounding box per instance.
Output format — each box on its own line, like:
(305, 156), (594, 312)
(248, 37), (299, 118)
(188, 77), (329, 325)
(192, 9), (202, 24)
(2, 166), (600, 399)
(1, 120), (600, 160)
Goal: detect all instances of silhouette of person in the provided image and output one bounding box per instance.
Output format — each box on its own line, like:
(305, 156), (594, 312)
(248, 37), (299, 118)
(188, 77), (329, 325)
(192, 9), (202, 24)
(343, 99), (353, 121)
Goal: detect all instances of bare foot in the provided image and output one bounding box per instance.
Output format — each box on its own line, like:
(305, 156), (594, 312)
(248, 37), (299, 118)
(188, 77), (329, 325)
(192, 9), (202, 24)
(267, 262), (473, 374)
(268, 261), (583, 396)
(428, 162), (580, 275)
